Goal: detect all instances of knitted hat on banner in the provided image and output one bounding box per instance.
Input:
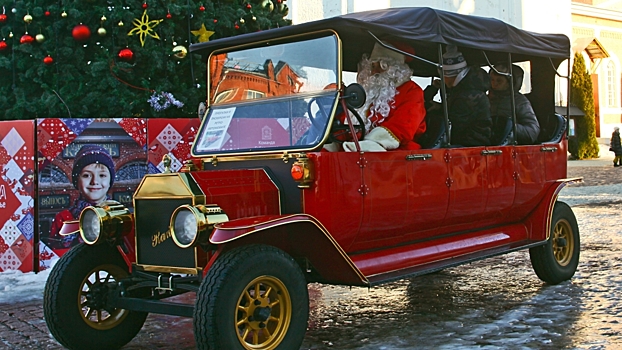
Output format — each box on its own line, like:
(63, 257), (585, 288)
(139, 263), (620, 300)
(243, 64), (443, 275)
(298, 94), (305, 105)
(71, 144), (116, 189)
(442, 45), (467, 77)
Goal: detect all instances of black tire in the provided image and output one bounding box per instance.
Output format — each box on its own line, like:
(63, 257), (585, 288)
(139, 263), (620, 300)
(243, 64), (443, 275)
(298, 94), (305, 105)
(43, 244), (147, 350)
(194, 244), (309, 350)
(529, 201), (580, 284)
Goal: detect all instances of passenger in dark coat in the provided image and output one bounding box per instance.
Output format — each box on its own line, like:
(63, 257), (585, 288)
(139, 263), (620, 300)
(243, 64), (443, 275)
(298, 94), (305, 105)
(488, 64), (540, 144)
(425, 45), (492, 146)
(610, 126), (622, 167)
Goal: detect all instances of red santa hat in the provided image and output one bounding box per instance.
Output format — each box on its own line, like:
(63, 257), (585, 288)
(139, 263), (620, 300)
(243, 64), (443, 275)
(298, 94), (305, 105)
(369, 42), (415, 63)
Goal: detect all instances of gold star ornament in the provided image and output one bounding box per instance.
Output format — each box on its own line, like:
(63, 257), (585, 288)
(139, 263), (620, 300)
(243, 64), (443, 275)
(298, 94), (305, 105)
(191, 24), (215, 43)
(128, 10), (163, 47)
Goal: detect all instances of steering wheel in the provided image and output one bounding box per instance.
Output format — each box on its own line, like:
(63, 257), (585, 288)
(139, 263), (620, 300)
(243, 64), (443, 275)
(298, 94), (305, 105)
(328, 105), (366, 143)
(307, 97), (332, 130)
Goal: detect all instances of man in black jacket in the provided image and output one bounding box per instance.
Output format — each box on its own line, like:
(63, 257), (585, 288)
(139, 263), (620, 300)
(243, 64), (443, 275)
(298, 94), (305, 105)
(425, 45), (492, 146)
(488, 64), (540, 144)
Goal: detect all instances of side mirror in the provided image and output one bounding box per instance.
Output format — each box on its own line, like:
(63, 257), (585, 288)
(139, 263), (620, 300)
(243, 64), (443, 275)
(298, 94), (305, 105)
(343, 83), (366, 109)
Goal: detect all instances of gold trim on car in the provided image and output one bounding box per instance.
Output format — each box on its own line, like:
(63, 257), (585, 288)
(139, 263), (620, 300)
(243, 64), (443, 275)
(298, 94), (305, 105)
(134, 264), (201, 275)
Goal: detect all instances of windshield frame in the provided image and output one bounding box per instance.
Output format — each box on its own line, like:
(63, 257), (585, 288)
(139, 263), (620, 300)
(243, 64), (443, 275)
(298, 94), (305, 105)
(193, 31), (343, 158)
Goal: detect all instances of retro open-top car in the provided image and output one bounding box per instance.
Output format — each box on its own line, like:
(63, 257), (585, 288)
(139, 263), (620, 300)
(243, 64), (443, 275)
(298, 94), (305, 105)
(44, 7), (579, 350)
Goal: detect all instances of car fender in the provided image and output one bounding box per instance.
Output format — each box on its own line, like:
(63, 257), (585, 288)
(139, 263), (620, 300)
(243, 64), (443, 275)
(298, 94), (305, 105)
(210, 214), (368, 286)
(525, 177), (582, 242)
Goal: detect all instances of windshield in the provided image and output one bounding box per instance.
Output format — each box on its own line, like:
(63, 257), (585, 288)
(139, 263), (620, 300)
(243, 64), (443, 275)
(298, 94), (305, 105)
(208, 35), (338, 104)
(194, 34), (339, 155)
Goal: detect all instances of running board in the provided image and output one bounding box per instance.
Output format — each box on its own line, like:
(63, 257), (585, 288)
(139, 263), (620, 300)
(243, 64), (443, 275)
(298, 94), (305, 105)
(365, 240), (545, 286)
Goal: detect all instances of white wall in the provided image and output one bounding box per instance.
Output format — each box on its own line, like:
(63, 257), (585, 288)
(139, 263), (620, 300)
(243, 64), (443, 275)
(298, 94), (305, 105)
(289, 0), (571, 37)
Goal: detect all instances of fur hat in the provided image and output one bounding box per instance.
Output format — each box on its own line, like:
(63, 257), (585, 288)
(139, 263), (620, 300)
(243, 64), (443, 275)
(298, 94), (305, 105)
(369, 42), (415, 63)
(443, 45), (467, 77)
(72, 144), (115, 189)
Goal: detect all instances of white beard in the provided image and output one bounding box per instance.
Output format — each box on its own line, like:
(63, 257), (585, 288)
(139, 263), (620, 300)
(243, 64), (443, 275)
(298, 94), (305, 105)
(357, 56), (413, 128)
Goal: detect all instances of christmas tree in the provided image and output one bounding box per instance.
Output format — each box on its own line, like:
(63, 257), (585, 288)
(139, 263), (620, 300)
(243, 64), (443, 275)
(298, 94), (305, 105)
(0, 0), (291, 119)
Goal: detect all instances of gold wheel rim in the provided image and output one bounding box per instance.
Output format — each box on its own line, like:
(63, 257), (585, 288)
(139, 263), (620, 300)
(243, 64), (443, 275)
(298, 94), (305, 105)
(78, 264), (129, 330)
(552, 219), (574, 266)
(235, 275), (292, 350)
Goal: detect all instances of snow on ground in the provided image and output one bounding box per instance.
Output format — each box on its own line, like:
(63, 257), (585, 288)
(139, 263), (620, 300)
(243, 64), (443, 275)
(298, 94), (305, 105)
(0, 176), (616, 305)
(0, 263), (53, 304)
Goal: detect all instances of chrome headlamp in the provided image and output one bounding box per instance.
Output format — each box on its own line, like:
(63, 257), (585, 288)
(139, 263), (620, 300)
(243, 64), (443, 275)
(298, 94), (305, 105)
(79, 201), (133, 245)
(170, 205), (228, 248)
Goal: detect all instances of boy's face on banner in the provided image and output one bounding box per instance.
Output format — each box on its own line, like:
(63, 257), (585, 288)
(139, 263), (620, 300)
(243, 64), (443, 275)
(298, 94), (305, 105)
(77, 163), (111, 204)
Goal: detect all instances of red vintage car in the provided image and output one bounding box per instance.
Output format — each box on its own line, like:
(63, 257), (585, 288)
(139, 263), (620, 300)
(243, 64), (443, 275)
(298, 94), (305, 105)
(44, 7), (579, 350)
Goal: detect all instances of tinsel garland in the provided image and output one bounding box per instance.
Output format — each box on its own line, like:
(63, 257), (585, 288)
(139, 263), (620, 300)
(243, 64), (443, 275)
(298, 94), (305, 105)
(148, 91), (184, 111)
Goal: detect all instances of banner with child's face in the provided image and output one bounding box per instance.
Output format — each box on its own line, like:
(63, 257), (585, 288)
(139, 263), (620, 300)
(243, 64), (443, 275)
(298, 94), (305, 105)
(37, 118), (148, 270)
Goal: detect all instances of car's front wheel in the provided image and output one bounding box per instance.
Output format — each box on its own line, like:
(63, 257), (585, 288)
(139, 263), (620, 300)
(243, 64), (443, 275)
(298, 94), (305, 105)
(43, 244), (147, 350)
(194, 244), (309, 350)
(529, 201), (580, 284)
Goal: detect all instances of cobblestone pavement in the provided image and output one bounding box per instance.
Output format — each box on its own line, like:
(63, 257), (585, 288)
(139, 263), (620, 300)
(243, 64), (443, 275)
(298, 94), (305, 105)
(1, 163), (620, 349)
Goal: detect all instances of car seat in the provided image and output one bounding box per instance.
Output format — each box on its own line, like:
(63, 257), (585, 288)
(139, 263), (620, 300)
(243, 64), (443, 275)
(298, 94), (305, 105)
(538, 113), (567, 143)
(418, 111), (446, 149)
(490, 116), (514, 146)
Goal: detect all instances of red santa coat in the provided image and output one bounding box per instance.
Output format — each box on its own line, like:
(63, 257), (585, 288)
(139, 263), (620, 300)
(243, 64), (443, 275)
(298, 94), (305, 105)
(367, 80), (427, 150)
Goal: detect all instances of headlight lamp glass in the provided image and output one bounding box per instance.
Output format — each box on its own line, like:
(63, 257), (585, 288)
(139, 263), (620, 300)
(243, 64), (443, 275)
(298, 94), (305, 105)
(173, 209), (199, 247)
(80, 208), (102, 244)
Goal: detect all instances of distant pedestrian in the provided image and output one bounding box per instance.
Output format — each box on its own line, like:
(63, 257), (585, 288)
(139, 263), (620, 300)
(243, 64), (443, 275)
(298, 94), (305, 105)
(610, 126), (622, 167)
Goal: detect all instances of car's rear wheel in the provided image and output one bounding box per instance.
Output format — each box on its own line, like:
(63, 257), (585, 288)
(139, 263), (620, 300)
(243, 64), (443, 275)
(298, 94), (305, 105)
(43, 244), (147, 350)
(194, 244), (309, 350)
(529, 201), (580, 284)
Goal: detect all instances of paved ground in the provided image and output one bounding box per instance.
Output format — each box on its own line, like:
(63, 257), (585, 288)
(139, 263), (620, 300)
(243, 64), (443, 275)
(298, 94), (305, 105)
(1, 154), (620, 349)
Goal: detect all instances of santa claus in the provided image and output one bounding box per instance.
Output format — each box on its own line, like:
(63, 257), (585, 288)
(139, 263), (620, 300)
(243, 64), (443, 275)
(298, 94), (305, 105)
(341, 42), (427, 152)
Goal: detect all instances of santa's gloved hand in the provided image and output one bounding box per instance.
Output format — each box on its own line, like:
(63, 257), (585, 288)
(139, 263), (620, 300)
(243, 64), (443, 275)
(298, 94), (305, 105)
(343, 140), (387, 152)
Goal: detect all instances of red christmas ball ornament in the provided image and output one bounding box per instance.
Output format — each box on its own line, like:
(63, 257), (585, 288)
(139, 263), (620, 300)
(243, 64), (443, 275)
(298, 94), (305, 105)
(246, 3), (252, 9)
(213, 19), (218, 23)
(45, 11), (51, 16)
(20, 34), (35, 44)
(118, 48), (134, 62)
(166, 13), (172, 19)
(43, 55), (54, 65)
(0, 14), (7, 23)
(234, 24), (240, 30)
(0, 41), (7, 51)
(199, 5), (205, 11)
(72, 24), (91, 42)
(142, 2), (148, 9)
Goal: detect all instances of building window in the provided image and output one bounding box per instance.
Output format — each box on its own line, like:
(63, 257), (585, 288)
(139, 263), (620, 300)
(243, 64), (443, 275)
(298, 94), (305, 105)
(244, 90), (265, 100)
(116, 161), (147, 182)
(214, 89), (236, 104)
(39, 165), (70, 184)
(607, 61), (616, 107)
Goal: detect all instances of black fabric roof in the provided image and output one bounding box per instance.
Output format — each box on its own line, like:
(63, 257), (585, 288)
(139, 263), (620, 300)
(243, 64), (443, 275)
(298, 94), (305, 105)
(191, 7), (570, 72)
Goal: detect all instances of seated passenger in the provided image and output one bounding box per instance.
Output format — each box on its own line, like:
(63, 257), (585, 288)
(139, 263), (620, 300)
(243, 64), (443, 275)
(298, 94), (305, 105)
(425, 45), (492, 147)
(339, 42), (427, 152)
(488, 64), (540, 144)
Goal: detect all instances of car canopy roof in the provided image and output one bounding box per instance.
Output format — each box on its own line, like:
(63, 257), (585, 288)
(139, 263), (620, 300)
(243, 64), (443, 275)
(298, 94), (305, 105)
(191, 7), (570, 73)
